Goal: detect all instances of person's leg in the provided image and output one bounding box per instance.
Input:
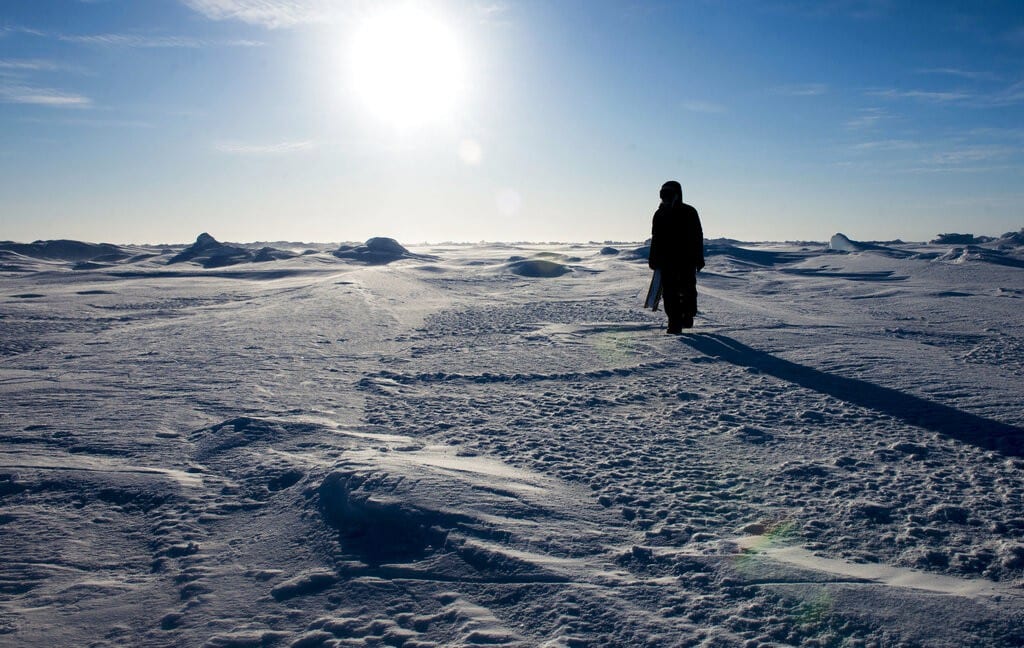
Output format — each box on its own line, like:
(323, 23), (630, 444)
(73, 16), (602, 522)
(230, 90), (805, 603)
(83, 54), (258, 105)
(681, 268), (697, 328)
(661, 269), (683, 332)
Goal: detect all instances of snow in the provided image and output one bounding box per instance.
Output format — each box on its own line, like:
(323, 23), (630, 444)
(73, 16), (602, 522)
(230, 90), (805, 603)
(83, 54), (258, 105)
(1, 234), (1023, 646)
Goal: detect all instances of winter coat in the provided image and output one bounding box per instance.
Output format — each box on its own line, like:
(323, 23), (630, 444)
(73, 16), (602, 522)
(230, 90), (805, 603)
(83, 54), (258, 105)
(649, 202), (704, 271)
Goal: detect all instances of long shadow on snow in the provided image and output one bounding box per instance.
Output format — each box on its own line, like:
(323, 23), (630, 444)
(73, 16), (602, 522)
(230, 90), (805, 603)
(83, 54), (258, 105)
(679, 333), (1024, 457)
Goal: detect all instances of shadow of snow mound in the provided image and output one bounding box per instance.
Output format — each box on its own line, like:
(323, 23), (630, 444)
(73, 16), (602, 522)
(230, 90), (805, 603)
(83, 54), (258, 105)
(0, 239), (129, 263)
(319, 470), (459, 564)
(507, 259), (571, 277)
(190, 416), (320, 460)
(332, 237), (435, 265)
(316, 448), (578, 580)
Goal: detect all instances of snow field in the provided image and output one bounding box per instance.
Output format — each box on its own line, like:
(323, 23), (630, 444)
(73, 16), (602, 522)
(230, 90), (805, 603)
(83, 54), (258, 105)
(1, 235), (1023, 646)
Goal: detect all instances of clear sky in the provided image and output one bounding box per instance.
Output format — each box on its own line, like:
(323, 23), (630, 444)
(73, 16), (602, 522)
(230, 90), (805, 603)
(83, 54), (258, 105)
(1, 0), (1022, 244)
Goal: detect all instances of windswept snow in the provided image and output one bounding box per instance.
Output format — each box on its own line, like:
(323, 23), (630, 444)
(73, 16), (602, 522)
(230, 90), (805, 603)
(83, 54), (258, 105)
(1, 235), (1023, 646)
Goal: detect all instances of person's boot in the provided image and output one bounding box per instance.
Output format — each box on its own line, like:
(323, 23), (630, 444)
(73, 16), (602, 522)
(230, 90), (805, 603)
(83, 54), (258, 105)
(681, 314), (694, 329)
(666, 317), (682, 335)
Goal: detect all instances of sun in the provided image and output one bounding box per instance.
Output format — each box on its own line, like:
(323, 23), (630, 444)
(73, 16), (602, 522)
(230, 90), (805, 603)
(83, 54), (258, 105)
(348, 4), (467, 129)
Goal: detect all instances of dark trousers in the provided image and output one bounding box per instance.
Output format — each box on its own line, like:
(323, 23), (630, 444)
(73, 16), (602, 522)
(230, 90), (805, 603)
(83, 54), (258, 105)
(661, 267), (697, 326)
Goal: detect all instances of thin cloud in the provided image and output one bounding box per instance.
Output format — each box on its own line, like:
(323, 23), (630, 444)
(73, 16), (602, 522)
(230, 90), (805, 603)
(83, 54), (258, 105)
(0, 59), (62, 72)
(0, 82), (92, 107)
(181, 0), (346, 28)
(214, 140), (317, 154)
(20, 116), (153, 128)
(985, 80), (1024, 107)
(770, 83), (828, 96)
(928, 145), (1016, 165)
(681, 100), (727, 114)
(475, 3), (510, 24)
(845, 107), (889, 129)
(917, 67), (1000, 82)
(0, 26), (47, 38)
(866, 88), (973, 102)
(868, 83), (1024, 107)
(59, 33), (264, 48)
(852, 139), (918, 151)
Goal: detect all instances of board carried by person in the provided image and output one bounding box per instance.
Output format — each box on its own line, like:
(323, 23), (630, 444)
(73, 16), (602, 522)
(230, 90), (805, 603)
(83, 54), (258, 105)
(644, 269), (662, 311)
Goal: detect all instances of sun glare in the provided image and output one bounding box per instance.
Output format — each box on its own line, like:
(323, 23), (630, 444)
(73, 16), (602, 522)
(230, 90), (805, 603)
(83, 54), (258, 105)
(349, 4), (466, 129)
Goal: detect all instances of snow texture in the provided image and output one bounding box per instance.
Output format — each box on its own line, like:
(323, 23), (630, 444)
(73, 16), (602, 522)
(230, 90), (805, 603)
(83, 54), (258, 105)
(1, 234), (1023, 646)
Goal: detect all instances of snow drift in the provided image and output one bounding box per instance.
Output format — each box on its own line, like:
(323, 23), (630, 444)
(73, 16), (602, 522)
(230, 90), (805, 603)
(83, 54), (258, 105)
(333, 237), (435, 265)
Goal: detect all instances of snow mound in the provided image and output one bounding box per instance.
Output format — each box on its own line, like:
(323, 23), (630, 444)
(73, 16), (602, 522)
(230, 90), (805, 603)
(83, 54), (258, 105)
(332, 237), (434, 265)
(318, 470), (458, 564)
(167, 233), (298, 268)
(507, 259), (571, 277)
(935, 245), (1024, 269)
(829, 233), (863, 252)
(252, 246), (297, 262)
(624, 243), (651, 260)
(599, 246), (619, 255)
(168, 233), (254, 268)
(996, 228), (1024, 248)
(931, 233), (989, 245)
(705, 241), (807, 267)
(0, 239), (129, 263)
(829, 233), (913, 258)
(316, 446), (579, 581)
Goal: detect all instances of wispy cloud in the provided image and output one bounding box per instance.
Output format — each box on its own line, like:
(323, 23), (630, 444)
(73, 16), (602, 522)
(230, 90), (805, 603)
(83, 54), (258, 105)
(0, 82), (92, 107)
(866, 88), (973, 102)
(916, 67), (1000, 82)
(0, 59), (62, 72)
(928, 145), (1016, 165)
(214, 140), (317, 154)
(852, 139), (918, 151)
(58, 33), (263, 48)
(845, 107), (889, 129)
(181, 0), (343, 28)
(986, 80), (1024, 107)
(474, 2), (511, 24)
(868, 82), (1024, 107)
(0, 25), (47, 38)
(770, 83), (828, 96)
(681, 100), (727, 114)
(20, 115), (153, 128)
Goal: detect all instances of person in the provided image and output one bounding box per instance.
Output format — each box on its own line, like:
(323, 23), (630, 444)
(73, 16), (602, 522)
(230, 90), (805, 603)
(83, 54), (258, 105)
(648, 180), (705, 333)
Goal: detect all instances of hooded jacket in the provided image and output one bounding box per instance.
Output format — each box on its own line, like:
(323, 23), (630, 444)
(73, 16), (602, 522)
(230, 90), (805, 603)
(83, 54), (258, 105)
(649, 201), (704, 271)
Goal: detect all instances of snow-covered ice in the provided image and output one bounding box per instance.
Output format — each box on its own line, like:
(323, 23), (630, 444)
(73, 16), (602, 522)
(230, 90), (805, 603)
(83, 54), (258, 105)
(1, 232), (1023, 646)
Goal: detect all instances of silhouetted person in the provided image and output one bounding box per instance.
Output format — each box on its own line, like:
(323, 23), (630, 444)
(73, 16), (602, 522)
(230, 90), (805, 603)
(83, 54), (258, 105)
(649, 180), (704, 333)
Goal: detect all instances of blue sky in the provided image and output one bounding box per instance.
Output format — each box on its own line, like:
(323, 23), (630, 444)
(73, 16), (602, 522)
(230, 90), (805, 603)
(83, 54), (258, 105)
(1, 0), (1022, 244)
